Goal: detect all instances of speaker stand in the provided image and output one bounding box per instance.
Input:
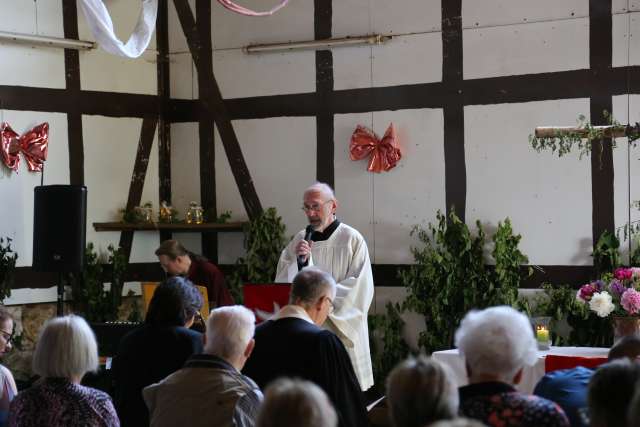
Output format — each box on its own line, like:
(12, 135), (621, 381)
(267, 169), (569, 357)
(57, 272), (64, 317)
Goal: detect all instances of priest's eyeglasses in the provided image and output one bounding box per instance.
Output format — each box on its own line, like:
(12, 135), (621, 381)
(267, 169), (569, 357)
(301, 200), (331, 213)
(325, 297), (335, 313)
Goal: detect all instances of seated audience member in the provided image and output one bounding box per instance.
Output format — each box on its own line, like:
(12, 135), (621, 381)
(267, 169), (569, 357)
(143, 305), (262, 427)
(7, 315), (118, 427)
(429, 419), (487, 427)
(627, 383), (640, 427)
(113, 276), (204, 427)
(256, 378), (337, 427)
(242, 267), (368, 427)
(455, 306), (569, 427)
(155, 239), (233, 308)
(586, 358), (640, 427)
(534, 335), (640, 427)
(0, 307), (17, 427)
(386, 356), (458, 427)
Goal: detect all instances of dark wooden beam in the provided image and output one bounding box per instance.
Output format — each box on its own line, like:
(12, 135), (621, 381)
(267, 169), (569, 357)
(62, 0), (84, 185)
(157, 0), (172, 243)
(195, 0), (218, 261)
(118, 118), (158, 261)
(589, 0), (615, 247)
(12, 263), (593, 289)
(442, 0), (466, 220)
(0, 85), (161, 117)
(173, 0), (263, 220)
(314, 0), (334, 187)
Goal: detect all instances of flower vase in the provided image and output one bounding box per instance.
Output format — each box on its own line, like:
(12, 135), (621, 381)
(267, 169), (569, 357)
(612, 316), (640, 343)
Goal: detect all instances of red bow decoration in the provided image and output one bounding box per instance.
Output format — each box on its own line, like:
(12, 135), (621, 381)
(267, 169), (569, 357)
(349, 123), (401, 173)
(0, 122), (49, 173)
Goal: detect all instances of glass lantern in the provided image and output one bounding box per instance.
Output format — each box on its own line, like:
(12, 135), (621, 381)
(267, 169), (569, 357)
(532, 316), (551, 351)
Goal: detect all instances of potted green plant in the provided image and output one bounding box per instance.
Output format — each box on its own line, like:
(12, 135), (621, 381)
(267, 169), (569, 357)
(227, 207), (287, 303)
(0, 238), (18, 301)
(68, 243), (129, 322)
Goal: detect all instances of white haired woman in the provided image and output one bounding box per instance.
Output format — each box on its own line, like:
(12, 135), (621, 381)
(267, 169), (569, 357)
(455, 306), (569, 427)
(7, 315), (119, 427)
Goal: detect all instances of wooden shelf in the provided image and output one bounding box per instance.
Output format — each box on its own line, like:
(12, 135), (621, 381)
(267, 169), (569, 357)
(93, 221), (247, 232)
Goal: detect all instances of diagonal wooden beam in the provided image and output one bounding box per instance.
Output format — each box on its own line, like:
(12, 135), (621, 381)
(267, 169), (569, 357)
(173, 0), (263, 220)
(119, 118), (158, 261)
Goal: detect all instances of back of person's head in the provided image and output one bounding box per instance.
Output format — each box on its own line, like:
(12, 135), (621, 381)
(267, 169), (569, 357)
(32, 314), (98, 379)
(256, 378), (337, 427)
(627, 382), (640, 427)
(608, 335), (640, 361)
(146, 276), (203, 326)
(387, 356), (458, 427)
(154, 239), (188, 260)
(205, 305), (255, 361)
(428, 418), (487, 427)
(454, 306), (538, 382)
(289, 267), (336, 307)
(588, 358), (640, 427)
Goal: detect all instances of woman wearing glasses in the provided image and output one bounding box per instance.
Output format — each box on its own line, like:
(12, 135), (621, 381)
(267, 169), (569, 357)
(0, 307), (15, 427)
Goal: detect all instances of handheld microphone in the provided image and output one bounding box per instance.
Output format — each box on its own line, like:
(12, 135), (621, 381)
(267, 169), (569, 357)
(297, 225), (315, 265)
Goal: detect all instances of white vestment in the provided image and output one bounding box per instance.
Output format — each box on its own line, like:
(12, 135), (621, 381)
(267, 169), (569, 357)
(275, 222), (374, 391)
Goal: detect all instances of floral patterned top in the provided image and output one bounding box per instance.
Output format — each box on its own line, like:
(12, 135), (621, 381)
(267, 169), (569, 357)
(459, 381), (570, 427)
(7, 378), (119, 427)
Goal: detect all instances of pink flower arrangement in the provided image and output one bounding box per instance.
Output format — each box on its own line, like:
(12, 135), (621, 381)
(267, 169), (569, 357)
(577, 268), (640, 318)
(621, 289), (640, 315)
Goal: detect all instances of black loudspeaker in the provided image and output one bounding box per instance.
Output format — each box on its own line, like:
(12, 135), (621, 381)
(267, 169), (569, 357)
(33, 185), (87, 272)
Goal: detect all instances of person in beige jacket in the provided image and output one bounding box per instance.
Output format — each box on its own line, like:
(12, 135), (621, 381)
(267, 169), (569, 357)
(143, 306), (262, 427)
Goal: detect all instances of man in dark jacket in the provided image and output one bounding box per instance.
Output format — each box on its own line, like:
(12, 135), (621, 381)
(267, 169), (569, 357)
(243, 267), (368, 427)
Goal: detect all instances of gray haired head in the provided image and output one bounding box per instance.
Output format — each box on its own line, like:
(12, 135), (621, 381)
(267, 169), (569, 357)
(289, 267), (336, 307)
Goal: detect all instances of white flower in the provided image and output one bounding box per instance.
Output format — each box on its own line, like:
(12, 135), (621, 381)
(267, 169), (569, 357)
(589, 291), (615, 318)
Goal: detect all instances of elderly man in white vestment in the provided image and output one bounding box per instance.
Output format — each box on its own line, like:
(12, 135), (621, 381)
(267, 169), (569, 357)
(275, 182), (374, 391)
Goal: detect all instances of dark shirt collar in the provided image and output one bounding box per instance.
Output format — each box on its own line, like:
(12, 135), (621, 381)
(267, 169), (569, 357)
(459, 381), (516, 400)
(185, 353), (236, 372)
(310, 219), (340, 242)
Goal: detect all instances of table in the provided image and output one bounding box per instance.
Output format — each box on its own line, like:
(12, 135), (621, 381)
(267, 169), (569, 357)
(432, 346), (609, 394)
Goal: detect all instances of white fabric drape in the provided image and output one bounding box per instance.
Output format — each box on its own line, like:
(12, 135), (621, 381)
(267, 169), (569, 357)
(78, 0), (158, 58)
(217, 0), (289, 17)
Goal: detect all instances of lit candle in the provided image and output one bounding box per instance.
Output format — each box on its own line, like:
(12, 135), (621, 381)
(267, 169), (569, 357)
(536, 326), (550, 343)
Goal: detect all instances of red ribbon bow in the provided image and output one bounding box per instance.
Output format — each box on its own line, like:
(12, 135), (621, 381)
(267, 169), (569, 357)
(349, 123), (401, 173)
(0, 122), (49, 173)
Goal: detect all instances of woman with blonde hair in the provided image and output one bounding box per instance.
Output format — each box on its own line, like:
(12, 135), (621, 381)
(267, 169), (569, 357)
(8, 315), (119, 426)
(257, 378), (337, 427)
(386, 356), (458, 427)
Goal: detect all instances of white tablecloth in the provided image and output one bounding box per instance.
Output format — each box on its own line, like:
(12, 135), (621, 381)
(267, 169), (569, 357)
(432, 346), (609, 394)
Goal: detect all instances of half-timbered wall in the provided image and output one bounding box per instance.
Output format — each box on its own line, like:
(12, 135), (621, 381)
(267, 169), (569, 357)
(1, 0), (639, 310)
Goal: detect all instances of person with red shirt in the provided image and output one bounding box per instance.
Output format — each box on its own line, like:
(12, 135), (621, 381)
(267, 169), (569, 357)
(155, 239), (234, 308)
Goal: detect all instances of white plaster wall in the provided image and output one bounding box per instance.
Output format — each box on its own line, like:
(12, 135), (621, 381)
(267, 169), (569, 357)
(465, 99), (593, 265)
(613, 95), (640, 263)
(0, 111), (69, 266)
(215, 117), (317, 262)
(0, 0), (65, 88)
(77, 1), (157, 94)
(464, 18), (589, 80)
(83, 116), (160, 263)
